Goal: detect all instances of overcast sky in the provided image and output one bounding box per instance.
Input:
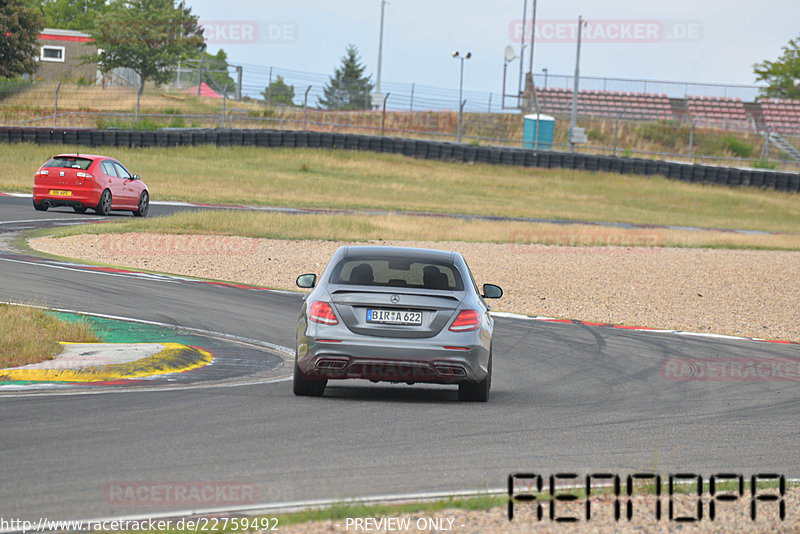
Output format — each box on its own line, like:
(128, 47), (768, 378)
(185, 0), (798, 99)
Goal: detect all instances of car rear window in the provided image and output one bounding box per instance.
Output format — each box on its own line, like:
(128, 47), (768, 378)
(44, 156), (93, 170)
(330, 257), (463, 290)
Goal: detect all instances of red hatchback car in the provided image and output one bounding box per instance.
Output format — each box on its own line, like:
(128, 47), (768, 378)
(33, 154), (149, 217)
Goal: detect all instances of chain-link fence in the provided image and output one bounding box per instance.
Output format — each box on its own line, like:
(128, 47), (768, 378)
(1, 77), (798, 171)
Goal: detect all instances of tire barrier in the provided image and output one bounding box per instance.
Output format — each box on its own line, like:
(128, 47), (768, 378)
(2, 126), (798, 192)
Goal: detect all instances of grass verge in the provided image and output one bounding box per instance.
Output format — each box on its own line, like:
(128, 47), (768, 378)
(0, 304), (99, 368)
(3, 144), (800, 233)
(41, 210), (800, 251)
(264, 478), (796, 529)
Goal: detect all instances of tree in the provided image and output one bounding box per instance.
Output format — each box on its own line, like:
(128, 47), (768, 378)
(0, 1), (43, 78)
(39, 0), (109, 31)
(319, 44), (374, 110)
(261, 75), (295, 106)
(89, 0), (205, 119)
(181, 49), (236, 96)
(754, 33), (800, 100)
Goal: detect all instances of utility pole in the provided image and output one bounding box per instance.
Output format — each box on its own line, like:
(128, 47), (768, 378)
(453, 51), (471, 143)
(569, 15), (586, 153)
(197, 53), (204, 96)
(373, 0), (387, 108)
(518, 0), (527, 96)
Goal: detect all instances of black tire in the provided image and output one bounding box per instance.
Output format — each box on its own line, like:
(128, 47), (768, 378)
(95, 189), (112, 216)
(293, 362), (326, 397)
(458, 350), (492, 402)
(33, 198), (47, 211)
(73, 207), (87, 214)
(133, 191), (149, 217)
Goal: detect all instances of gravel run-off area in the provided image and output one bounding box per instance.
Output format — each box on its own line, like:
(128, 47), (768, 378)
(30, 233), (800, 342)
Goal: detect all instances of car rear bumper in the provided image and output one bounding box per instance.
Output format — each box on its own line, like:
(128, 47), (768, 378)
(297, 335), (490, 384)
(33, 185), (100, 208)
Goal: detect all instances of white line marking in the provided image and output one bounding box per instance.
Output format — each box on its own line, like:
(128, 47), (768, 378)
(0, 256), (179, 282)
(0, 217), (96, 225)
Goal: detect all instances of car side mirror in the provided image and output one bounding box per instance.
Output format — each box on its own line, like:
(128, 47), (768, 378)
(296, 273), (317, 288)
(133, 174), (140, 180)
(482, 283), (503, 299)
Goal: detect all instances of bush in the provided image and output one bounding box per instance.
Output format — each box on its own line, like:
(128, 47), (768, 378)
(752, 158), (778, 169)
(0, 77), (33, 101)
(587, 127), (605, 142)
(96, 117), (162, 131)
(636, 121), (686, 150)
(721, 135), (754, 158)
(168, 115), (185, 128)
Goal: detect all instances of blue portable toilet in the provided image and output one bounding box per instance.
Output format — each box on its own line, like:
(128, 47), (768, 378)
(523, 113), (555, 150)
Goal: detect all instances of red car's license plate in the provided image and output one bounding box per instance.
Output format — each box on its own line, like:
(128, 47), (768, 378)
(49, 190), (72, 196)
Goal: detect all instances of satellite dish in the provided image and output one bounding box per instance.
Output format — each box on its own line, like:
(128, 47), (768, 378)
(504, 45), (517, 62)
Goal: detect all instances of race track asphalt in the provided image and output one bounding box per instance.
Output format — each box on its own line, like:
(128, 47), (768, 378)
(0, 195), (798, 522)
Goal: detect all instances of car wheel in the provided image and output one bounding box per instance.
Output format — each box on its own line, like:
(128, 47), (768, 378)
(293, 362), (326, 397)
(73, 207), (87, 214)
(458, 349), (491, 402)
(95, 189), (112, 216)
(133, 191), (149, 217)
(33, 198), (47, 211)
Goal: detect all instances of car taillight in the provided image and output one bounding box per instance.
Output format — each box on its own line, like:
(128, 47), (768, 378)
(449, 310), (480, 332)
(76, 171), (93, 180)
(35, 170), (49, 179)
(309, 301), (339, 325)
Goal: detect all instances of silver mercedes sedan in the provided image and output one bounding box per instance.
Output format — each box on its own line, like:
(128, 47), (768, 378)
(294, 246), (503, 401)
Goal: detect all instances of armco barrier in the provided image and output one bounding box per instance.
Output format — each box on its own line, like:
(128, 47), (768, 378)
(2, 126), (798, 192)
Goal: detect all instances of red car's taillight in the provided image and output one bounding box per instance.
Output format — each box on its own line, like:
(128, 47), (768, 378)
(449, 310), (481, 332)
(309, 301), (339, 325)
(34, 169), (49, 180)
(76, 171), (93, 181)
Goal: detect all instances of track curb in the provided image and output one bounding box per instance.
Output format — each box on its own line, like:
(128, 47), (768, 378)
(0, 343), (213, 382)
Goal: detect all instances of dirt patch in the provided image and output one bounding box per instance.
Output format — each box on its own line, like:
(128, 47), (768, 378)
(30, 233), (800, 342)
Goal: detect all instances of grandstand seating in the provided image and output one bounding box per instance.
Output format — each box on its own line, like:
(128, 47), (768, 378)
(534, 87), (799, 136)
(760, 98), (800, 134)
(686, 96), (751, 130)
(536, 88), (673, 121)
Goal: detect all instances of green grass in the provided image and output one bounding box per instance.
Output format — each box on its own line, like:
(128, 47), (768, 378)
(0, 304), (99, 368)
(40, 209), (800, 251)
(3, 143), (800, 233)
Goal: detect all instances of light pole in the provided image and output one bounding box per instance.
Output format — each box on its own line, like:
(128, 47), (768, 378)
(303, 85), (312, 130)
(518, 0), (527, 96)
(502, 45), (517, 109)
(453, 50), (471, 143)
(372, 0), (388, 108)
(569, 15), (587, 153)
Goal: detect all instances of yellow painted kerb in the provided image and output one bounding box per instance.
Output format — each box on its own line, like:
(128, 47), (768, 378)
(0, 343), (213, 382)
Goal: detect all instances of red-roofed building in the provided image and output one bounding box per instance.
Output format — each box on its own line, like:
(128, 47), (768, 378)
(36, 29), (98, 83)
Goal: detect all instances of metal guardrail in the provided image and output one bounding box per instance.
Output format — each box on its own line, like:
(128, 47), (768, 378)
(1, 126), (798, 192)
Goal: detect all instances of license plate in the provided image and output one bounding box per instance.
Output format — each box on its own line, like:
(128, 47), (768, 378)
(367, 309), (422, 326)
(49, 190), (72, 196)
